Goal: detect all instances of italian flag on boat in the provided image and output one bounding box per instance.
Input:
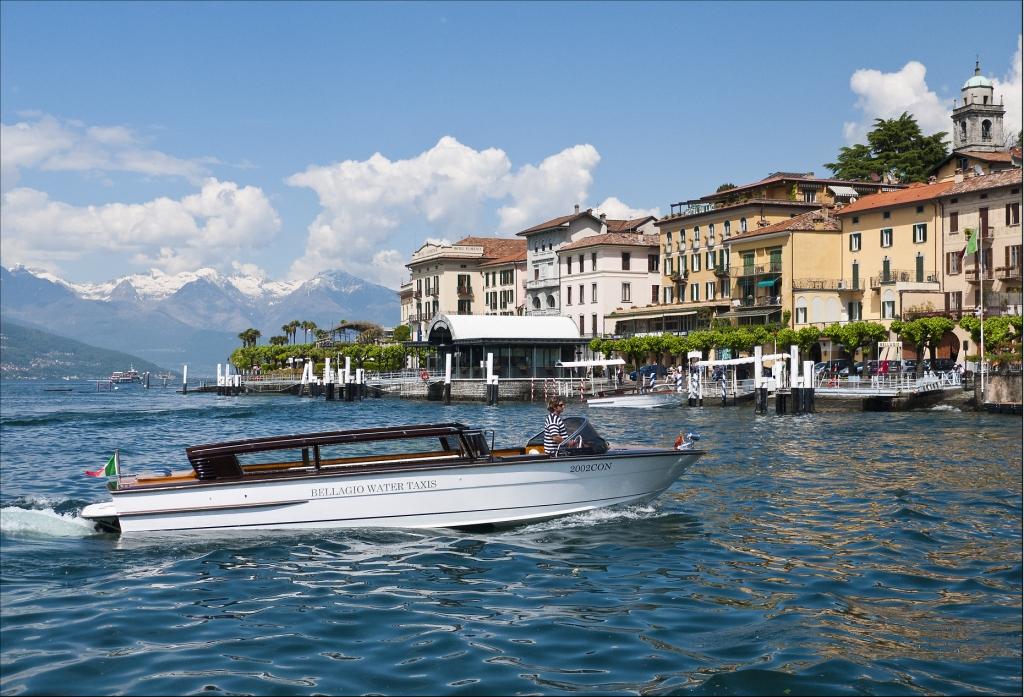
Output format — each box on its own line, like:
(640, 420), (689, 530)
(86, 451), (119, 478)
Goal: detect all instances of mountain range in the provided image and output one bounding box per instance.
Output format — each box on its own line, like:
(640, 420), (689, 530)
(0, 266), (399, 374)
(0, 319), (167, 380)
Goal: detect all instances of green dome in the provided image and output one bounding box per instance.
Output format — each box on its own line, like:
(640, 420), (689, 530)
(963, 74), (993, 89)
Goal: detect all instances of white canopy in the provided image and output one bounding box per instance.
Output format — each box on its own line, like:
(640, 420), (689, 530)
(695, 353), (790, 367)
(427, 314), (581, 341)
(556, 358), (625, 368)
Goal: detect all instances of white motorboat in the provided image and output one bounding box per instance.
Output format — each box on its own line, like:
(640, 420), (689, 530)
(586, 385), (683, 409)
(80, 419), (705, 533)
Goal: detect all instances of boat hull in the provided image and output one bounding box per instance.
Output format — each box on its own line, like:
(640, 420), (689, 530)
(81, 449), (703, 533)
(586, 391), (682, 409)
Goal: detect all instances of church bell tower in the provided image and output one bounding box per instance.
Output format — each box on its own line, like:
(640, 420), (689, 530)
(951, 60), (1005, 153)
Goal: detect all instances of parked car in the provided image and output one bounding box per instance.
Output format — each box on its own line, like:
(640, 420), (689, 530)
(901, 359), (918, 373)
(814, 359), (854, 377)
(628, 364), (669, 381)
(922, 358), (956, 372)
(865, 359), (903, 375)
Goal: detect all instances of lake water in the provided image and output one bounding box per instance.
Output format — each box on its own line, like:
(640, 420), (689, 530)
(1, 380), (1020, 695)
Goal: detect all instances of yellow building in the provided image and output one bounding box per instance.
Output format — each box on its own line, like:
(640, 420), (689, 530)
(722, 208), (843, 327)
(835, 181), (952, 327)
(609, 173), (895, 335)
(937, 168), (1023, 359)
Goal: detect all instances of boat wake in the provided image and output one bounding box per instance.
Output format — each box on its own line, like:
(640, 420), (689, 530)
(0, 504), (98, 538)
(520, 503), (663, 532)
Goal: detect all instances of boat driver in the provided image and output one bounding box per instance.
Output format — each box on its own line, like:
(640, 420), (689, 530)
(544, 397), (570, 455)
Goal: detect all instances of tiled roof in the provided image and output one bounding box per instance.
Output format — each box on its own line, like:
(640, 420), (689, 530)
(605, 216), (656, 233)
(952, 149), (1015, 163)
(835, 180), (954, 216)
(559, 233), (659, 252)
(455, 236), (526, 260)
(479, 248), (527, 267)
(516, 209), (602, 236)
(700, 173), (895, 201)
(726, 208), (840, 242)
(941, 168), (1022, 196)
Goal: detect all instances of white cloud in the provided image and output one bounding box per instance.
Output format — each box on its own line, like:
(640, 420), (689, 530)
(992, 35), (1023, 143)
(286, 137), (607, 288)
(0, 178), (281, 275)
(592, 196), (660, 221)
(0, 113), (209, 191)
(842, 37), (1023, 146)
(842, 61), (950, 143)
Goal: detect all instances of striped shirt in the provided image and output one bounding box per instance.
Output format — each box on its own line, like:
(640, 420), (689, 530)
(543, 412), (568, 453)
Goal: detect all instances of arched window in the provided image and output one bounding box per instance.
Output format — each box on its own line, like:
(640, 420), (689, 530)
(795, 297), (807, 324)
(882, 289), (895, 319)
(959, 121), (967, 142)
(532, 296), (541, 310)
(547, 294), (556, 308)
(740, 217), (747, 233)
(982, 120), (992, 141)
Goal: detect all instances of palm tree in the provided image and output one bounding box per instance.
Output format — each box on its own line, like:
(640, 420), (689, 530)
(269, 335), (288, 346)
(287, 320), (301, 344)
(237, 328), (262, 348)
(281, 324), (292, 344)
(301, 320), (317, 344)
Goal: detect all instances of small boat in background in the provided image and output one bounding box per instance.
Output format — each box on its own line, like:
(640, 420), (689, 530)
(587, 384), (682, 409)
(109, 366), (143, 384)
(80, 419), (705, 534)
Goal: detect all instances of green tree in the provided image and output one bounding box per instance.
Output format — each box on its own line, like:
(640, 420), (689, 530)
(716, 183), (736, 192)
(392, 324), (411, 342)
(823, 321), (888, 368)
(825, 112), (948, 183)
(269, 335), (288, 346)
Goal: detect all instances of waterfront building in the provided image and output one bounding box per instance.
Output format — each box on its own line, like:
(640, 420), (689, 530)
(421, 313), (589, 379)
(721, 207), (843, 328)
(834, 180), (952, 328)
(405, 236), (525, 340)
(936, 168), (1023, 356)
(479, 246), (528, 317)
(557, 231), (660, 337)
(933, 62), (1018, 182)
(609, 173), (897, 336)
(516, 205), (656, 319)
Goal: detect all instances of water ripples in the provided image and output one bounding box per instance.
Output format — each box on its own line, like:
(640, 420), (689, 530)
(1, 381), (1020, 695)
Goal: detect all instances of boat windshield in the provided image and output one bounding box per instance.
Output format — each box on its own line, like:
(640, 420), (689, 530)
(527, 416), (609, 455)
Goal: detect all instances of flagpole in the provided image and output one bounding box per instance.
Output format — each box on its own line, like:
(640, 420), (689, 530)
(979, 229), (985, 402)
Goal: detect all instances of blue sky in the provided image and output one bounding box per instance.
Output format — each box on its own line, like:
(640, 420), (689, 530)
(2, 1), (1021, 289)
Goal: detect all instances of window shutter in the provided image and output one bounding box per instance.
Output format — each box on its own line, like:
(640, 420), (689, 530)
(880, 229), (885, 246)
(1007, 204), (1012, 226)
(921, 224), (927, 242)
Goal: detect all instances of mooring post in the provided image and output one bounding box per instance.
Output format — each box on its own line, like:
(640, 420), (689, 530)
(182, 364), (188, 394)
(444, 353), (452, 405)
(485, 353), (494, 405)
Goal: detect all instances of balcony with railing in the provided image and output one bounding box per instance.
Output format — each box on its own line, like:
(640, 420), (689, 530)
(732, 262), (783, 278)
(669, 268), (688, 282)
(525, 276), (559, 291)
(869, 269), (939, 288)
(733, 295), (783, 309)
(792, 278), (865, 292)
(713, 264), (730, 278)
(456, 284), (473, 298)
(995, 265), (1022, 281)
(971, 291), (1024, 315)
(965, 267), (995, 283)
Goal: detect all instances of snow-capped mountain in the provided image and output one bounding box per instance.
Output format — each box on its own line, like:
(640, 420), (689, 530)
(59, 267), (301, 303)
(1, 265), (400, 373)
